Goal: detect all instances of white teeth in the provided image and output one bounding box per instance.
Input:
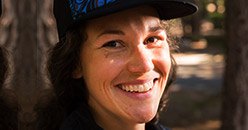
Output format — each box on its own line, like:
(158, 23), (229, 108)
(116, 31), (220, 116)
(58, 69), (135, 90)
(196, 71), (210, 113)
(120, 80), (153, 93)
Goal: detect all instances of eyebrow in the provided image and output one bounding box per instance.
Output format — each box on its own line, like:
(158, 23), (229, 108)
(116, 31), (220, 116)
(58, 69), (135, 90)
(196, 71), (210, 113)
(97, 29), (125, 38)
(96, 25), (164, 38)
(148, 26), (164, 32)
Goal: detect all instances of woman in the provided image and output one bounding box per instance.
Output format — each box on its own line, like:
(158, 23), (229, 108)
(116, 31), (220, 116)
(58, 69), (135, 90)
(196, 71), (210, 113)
(36, 0), (197, 130)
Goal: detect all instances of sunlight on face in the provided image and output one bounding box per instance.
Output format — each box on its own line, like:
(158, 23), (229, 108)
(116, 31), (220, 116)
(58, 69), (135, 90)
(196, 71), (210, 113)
(76, 6), (171, 129)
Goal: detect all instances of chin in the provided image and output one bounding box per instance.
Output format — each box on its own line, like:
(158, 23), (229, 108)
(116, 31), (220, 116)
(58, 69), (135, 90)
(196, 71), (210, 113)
(128, 107), (158, 124)
(135, 114), (156, 124)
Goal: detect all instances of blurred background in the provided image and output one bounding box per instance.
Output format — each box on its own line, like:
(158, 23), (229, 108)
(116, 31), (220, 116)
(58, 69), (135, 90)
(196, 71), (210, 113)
(161, 1), (225, 129)
(1, 0), (247, 130)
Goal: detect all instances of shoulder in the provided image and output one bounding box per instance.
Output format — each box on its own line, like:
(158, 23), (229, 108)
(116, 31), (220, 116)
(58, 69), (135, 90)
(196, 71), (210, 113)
(0, 92), (18, 130)
(0, 101), (18, 129)
(60, 107), (102, 130)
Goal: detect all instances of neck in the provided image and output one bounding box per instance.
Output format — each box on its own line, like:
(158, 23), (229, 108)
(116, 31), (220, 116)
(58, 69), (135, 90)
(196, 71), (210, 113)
(91, 108), (146, 130)
(98, 119), (146, 130)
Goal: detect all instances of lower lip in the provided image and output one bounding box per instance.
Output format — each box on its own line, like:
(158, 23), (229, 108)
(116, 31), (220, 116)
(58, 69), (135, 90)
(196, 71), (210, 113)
(116, 81), (156, 100)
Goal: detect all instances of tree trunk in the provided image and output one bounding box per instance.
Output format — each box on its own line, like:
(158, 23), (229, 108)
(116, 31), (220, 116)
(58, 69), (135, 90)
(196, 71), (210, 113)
(1, 0), (56, 129)
(221, 0), (248, 130)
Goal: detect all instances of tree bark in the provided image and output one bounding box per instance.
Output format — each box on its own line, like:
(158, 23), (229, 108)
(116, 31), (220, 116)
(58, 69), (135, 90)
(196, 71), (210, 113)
(1, 0), (56, 129)
(221, 0), (248, 130)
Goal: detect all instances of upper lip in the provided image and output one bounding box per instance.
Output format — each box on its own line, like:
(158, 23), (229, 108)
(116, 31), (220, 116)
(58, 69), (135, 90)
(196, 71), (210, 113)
(115, 77), (159, 87)
(113, 71), (161, 87)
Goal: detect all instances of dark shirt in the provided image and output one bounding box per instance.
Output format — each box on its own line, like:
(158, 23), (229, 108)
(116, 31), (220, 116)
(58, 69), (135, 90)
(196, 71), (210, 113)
(60, 106), (170, 130)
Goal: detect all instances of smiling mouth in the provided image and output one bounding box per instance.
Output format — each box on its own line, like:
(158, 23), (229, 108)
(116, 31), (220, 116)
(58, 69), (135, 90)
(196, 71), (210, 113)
(118, 78), (158, 93)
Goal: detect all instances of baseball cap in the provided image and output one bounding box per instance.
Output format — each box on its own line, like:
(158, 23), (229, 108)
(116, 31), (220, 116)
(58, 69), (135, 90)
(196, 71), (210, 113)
(54, 0), (198, 40)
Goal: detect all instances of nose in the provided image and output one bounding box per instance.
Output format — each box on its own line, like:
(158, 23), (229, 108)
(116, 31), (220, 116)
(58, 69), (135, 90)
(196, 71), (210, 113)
(127, 46), (154, 74)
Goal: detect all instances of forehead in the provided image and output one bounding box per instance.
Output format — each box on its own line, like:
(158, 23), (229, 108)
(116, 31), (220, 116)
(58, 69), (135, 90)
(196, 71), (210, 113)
(85, 6), (161, 32)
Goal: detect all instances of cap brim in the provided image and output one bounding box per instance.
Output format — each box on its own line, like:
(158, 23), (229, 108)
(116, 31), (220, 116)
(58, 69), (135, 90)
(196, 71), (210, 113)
(76, 0), (198, 22)
(152, 0), (198, 20)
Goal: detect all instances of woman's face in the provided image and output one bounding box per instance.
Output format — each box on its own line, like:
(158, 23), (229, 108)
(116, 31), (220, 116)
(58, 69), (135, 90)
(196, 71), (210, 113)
(76, 6), (171, 126)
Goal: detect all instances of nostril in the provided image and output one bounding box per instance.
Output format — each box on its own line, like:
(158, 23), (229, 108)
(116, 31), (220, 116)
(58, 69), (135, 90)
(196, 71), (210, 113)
(153, 78), (158, 83)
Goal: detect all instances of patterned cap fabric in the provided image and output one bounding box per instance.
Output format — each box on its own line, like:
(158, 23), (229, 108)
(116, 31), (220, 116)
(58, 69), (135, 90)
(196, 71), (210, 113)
(54, 0), (198, 40)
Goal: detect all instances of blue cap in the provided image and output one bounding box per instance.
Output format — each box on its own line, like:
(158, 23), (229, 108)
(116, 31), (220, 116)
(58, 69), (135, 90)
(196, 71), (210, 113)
(54, 0), (198, 40)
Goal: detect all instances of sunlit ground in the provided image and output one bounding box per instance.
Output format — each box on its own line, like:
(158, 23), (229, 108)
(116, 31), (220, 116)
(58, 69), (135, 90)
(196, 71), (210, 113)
(160, 51), (224, 130)
(173, 53), (224, 92)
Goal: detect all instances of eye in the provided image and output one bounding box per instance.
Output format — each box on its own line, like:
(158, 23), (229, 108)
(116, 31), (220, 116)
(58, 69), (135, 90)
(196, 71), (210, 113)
(102, 40), (123, 48)
(145, 37), (159, 45)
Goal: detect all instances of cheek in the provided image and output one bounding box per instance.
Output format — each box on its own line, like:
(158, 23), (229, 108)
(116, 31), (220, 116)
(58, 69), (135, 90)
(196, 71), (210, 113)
(153, 48), (171, 75)
(81, 50), (126, 86)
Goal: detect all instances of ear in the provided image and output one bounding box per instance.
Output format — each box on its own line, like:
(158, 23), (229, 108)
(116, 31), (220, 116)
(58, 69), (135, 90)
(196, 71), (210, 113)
(72, 66), (83, 79)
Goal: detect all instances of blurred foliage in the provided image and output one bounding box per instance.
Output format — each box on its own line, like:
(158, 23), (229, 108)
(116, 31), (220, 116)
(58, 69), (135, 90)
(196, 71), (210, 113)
(208, 12), (224, 29)
(183, 0), (225, 33)
(203, 0), (225, 28)
(180, 0), (226, 49)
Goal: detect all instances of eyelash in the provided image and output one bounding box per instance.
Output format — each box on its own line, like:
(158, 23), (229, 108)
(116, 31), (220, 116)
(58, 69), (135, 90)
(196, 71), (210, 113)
(145, 36), (159, 44)
(102, 36), (163, 49)
(145, 36), (165, 47)
(102, 40), (124, 48)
